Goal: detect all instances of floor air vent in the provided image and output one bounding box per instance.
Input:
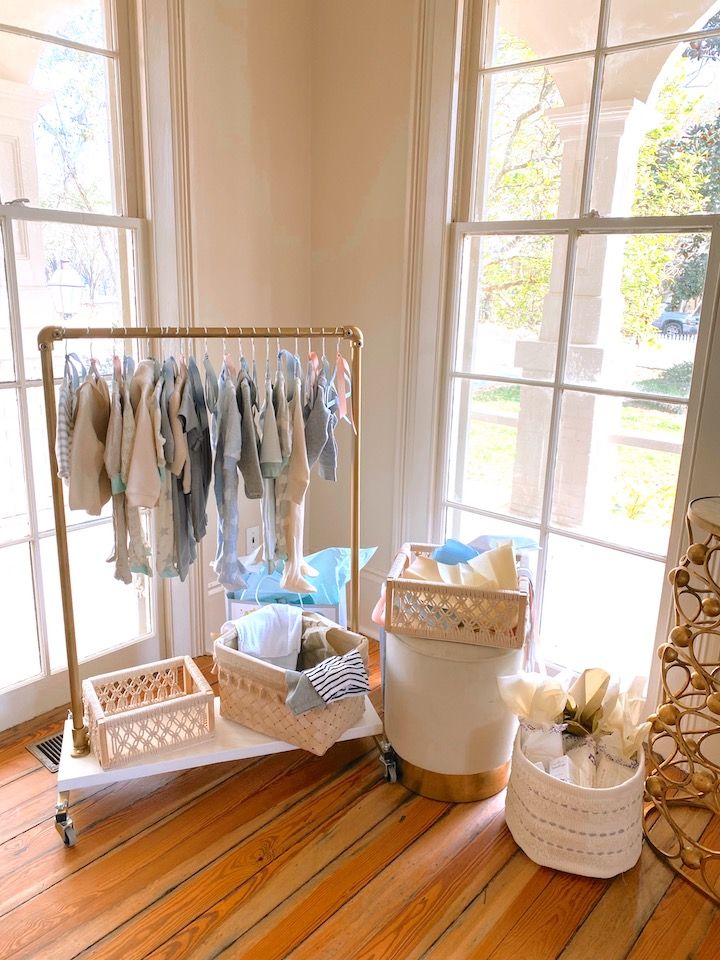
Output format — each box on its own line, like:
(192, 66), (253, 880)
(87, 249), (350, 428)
(27, 731), (63, 773)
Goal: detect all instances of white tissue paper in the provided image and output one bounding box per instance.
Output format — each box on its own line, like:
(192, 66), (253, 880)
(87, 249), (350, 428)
(520, 721), (566, 768)
(404, 540), (519, 593)
(497, 672), (567, 726)
(563, 733), (597, 788)
(220, 603), (303, 669)
(549, 755), (572, 783)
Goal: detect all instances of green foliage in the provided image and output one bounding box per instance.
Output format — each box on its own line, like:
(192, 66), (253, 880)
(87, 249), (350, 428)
(476, 35), (718, 341)
(33, 8), (119, 305)
(620, 61), (711, 339)
(478, 235), (554, 332)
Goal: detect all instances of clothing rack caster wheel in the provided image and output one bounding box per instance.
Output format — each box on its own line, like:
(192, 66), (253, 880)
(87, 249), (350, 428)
(377, 739), (398, 783)
(55, 791), (76, 847)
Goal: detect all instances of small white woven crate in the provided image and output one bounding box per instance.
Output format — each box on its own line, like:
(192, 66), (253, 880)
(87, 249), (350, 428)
(385, 543), (528, 649)
(505, 732), (644, 878)
(82, 656), (215, 769)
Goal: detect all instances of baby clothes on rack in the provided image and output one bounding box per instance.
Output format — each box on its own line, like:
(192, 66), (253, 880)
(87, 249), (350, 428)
(181, 355), (212, 543)
(156, 358), (176, 578)
(68, 362), (111, 516)
(211, 364), (247, 590)
(259, 361), (282, 572)
(54, 331), (355, 597)
(104, 356), (132, 584)
(237, 368), (263, 500)
(56, 352), (85, 482)
(126, 360), (162, 509)
(280, 375), (316, 594)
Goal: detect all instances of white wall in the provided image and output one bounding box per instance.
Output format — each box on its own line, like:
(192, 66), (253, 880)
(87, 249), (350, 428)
(308, 0), (419, 633)
(183, 0), (419, 637)
(183, 0), (313, 632)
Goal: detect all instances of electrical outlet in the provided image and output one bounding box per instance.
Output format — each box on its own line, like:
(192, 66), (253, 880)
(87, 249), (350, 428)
(246, 525), (260, 554)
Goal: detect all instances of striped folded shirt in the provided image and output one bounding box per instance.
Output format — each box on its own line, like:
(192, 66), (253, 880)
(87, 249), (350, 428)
(304, 648), (369, 705)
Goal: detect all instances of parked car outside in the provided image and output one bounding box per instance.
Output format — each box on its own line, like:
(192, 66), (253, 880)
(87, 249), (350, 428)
(652, 308), (701, 337)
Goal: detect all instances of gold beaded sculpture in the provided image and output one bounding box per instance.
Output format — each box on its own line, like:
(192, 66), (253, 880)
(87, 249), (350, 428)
(644, 497), (720, 903)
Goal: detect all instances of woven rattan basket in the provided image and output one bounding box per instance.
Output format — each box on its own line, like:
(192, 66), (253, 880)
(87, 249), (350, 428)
(214, 620), (369, 756)
(505, 732), (644, 878)
(82, 656), (215, 769)
(385, 543), (528, 649)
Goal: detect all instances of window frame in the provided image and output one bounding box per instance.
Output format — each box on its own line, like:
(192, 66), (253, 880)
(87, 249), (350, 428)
(0, 0), (160, 710)
(435, 0), (720, 685)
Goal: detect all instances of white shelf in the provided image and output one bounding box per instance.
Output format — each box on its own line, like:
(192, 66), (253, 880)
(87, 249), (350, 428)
(58, 695), (382, 791)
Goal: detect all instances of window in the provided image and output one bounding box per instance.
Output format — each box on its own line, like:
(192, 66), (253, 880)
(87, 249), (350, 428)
(442, 0), (720, 679)
(0, 1), (157, 701)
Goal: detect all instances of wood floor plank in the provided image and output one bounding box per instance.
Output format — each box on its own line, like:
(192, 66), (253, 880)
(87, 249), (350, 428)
(625, 815), (720, 960)
(82, 752), (384, 960)
(283, 793), (506, 960)
(0, 766), (73, 846)
(558, 806), (710, 960)
(0, 750), (42, 790)
(482, 870), (608, 960)
(347, 806), (517, 959)
(0, 758), (256, 914)
(211, 793), (449, 960)
(0, 739), (371, 960)
(423, 851), (544, 959)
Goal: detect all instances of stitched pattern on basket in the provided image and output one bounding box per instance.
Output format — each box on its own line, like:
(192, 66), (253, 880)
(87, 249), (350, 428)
(513, 766), (641, 816)
(507, 780), (641, 841)
(508, 809), (639, 857)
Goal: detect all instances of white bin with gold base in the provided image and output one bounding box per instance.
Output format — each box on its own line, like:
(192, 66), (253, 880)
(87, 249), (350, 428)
(384, 632), (522, 802)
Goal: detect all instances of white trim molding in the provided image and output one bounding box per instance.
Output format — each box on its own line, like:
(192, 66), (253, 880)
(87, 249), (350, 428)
(394, 0), (461, 549)
(138, 0), (204, 657)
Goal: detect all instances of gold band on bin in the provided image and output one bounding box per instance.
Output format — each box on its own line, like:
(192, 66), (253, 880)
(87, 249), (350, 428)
(396, 755), (510, 803)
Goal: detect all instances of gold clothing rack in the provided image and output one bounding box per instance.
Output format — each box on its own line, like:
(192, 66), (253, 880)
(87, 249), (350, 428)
(37, 323), (364, 761)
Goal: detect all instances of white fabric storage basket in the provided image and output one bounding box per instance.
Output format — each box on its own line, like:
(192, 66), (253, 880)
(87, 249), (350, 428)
(505, 732), (644, 878)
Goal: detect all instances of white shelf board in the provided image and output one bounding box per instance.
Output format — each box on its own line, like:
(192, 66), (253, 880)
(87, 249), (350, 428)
(58, 696), (382, 791)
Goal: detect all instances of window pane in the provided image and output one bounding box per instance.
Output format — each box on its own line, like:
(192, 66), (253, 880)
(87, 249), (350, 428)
(541, 535), (663, 680)
(0, 543), (41, 688)
(607, 3), (718, 49)
(0, 230), (13, 382)
(42, 525), (152, 672)
(0, 32), (117, 214)
(566, 233), (708, 396)
(550, 392), (685, 555)
(16, 222), (136, 380)
(484, 0), (600, 67)
(0, 389), (29, 543)
(454, 234), (567, 380)
(445, 507), (539, 554)
(448, 379), (551, 522)
(591, 39), (720, 217)
(476, 58), (594, 220)
(0, 2), (110, 49)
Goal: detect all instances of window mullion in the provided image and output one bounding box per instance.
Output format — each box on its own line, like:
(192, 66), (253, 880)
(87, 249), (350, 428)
(578, 0), (612, 215)
(534, 229), (579, 628)
(1, 216), (51, 679)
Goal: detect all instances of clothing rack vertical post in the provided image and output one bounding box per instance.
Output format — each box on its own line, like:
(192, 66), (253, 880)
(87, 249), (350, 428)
(37, 324), (364, 763)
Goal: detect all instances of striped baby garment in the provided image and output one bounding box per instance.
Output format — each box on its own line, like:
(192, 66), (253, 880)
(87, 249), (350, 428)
(303, 649), (369, 705)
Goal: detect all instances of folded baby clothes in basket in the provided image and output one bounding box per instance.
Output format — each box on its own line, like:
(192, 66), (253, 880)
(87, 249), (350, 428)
(220, 603), (302, 669)
(286, 648), (370, 715)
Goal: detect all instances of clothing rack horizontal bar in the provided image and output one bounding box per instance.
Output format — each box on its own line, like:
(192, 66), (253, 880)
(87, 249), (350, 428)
(37, 324), (364, 347)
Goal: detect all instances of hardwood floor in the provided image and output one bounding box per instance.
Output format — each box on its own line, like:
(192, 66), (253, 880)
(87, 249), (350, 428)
(1, 648), (718, 960)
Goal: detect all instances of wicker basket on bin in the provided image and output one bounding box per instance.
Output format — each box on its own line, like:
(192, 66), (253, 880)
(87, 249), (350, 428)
(385, 543), (528, 649)
(214, 621), (369, 756)
(82, 656), (215, 769)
